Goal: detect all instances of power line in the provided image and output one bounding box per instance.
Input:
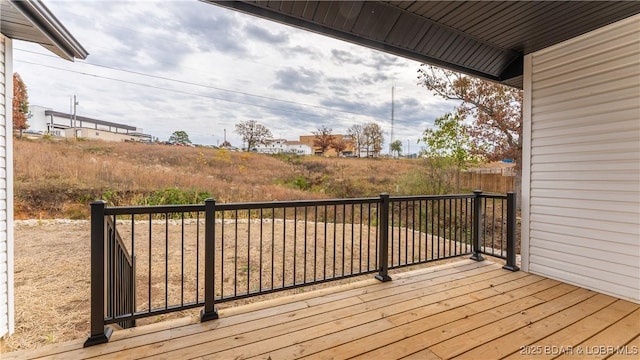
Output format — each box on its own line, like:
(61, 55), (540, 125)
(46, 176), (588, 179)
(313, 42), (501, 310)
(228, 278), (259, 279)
(14, 47), (392, 121)
(16, 59), (332, 118)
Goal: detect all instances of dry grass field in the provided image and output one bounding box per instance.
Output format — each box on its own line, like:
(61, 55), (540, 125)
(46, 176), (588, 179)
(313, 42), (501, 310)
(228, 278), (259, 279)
(13, 139), (423, 219)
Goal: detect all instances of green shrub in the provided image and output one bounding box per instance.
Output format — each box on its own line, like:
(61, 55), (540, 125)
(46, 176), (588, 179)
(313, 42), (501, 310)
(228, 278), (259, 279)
(272, 152), (302, 165)
(137, 188), (211, 205)
(290, 176), (311, 190)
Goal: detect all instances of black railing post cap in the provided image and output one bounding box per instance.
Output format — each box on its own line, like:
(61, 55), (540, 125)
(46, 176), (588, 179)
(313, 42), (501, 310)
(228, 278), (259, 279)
(91, 200), (107, 205)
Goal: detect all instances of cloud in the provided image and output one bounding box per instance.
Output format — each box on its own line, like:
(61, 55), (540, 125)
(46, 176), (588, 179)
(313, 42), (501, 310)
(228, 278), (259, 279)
(172, 2), (249, 55)
(368, 52), (401, 71)
(330, 49), (364, 66)
(330, 49), (401, 71)
(280, 45), (323, 60)
(273, 67), (324, 95)
(244, 24), (290, 44)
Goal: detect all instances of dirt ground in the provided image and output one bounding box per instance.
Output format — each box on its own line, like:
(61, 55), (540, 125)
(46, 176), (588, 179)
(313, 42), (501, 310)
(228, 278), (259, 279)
(1, 220), (500, 354)
(0, 221), (90, 352)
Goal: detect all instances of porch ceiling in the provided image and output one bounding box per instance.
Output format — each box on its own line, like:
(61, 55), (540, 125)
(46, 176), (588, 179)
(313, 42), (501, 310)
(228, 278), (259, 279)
(204, 1), (640, 88)
(0, 0), (87, 60)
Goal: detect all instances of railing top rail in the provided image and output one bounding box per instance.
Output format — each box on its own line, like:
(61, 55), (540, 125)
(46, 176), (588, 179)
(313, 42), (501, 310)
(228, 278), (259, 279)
(478, 193), (508, 199)
(389, 194), (474, 202)
(102, 196), (381, 214)
(216, 197), (380, 211)
(104, 204), (205, 215)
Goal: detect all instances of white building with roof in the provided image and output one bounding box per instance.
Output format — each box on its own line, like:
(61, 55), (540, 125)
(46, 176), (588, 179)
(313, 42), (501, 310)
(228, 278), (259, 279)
(252, 139), (312, 155)
(27, 105), (152, 142)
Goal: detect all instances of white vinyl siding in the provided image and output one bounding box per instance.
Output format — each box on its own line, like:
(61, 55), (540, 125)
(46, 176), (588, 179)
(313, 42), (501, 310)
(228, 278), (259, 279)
(0, 34), (13, 338)
(523, 14), (640, 302)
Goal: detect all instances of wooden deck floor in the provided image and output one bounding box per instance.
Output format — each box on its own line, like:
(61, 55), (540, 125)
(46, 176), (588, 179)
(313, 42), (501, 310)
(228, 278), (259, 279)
(5, 259), (640, 359)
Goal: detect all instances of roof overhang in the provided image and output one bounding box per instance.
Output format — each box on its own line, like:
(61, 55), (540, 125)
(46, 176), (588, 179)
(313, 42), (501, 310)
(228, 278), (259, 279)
(45, 110), (136, 131)
(1, 0), (87, 60)
(204, 1), (640, 88)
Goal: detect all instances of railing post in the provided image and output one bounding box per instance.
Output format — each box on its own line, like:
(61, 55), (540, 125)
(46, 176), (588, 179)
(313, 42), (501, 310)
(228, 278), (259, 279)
(201, 198), (219, 321)
(470, 190), (485, 261)
(503, 192), (520, 271)
(84, 200), (112, 347)
(376, 193), (392, 282)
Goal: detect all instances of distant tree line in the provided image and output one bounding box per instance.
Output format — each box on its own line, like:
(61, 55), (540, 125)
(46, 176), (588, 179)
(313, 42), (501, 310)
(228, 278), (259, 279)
(229, 120), (386, 157)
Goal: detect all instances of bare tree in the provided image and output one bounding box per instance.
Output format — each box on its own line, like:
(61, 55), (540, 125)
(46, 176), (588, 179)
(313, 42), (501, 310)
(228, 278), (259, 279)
(234, 120), (273, 151)
(347, 124), (365, 157)
(312, 125), (334, 155)
(363, 122), (384, 157)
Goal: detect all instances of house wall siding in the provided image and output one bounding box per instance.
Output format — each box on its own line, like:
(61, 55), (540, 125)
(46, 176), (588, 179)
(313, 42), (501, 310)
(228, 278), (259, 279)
(0, 34), (14, 337)
(523, 14), (640, 302)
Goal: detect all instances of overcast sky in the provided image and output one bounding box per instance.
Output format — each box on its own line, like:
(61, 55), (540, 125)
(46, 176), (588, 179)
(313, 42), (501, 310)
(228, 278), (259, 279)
(13, 0), (456, 152)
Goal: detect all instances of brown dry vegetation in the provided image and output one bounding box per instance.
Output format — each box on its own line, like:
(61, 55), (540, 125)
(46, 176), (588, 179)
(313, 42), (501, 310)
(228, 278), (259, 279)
(13, 138), (424, 219)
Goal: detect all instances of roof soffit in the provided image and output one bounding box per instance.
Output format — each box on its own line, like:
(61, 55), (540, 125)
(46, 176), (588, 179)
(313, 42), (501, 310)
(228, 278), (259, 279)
(205, 1), (640, 88)
(1, 0), (87, 60)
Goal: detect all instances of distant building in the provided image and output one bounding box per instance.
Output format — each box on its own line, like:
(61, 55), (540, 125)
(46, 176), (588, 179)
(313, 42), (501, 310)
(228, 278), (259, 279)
(28, 105), (152, 142)
(298, 134), (356, 157)
(284, 140), (313, 155)
(253, 135), (358, 157)
(252, 139), (312, 155)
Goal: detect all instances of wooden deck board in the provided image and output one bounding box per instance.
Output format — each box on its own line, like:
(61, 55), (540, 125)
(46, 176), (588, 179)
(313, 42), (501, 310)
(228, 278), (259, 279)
(296, 278), (559, 360)
(556, 308), (640, 360)
(348, 283), (573, 360)
(457, 293), (617, 359)
(608, 335), (640, 360)
(504, 299), (640, 360)
(4, 259), (639, 360)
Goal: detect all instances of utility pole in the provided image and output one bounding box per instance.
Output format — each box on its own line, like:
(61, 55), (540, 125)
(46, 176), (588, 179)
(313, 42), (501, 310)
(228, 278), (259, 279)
(72, 95), (78, 140)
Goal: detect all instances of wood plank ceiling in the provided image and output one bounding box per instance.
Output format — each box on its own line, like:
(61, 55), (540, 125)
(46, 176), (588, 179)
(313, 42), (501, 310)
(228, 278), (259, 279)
(205, 1), (640, 88)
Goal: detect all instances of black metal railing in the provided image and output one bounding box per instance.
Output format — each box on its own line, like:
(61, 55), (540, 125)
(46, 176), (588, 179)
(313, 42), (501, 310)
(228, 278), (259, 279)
(387, 194), (474, 269)
(105, 215), (136, 329)
(84, 191), (518, 346)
